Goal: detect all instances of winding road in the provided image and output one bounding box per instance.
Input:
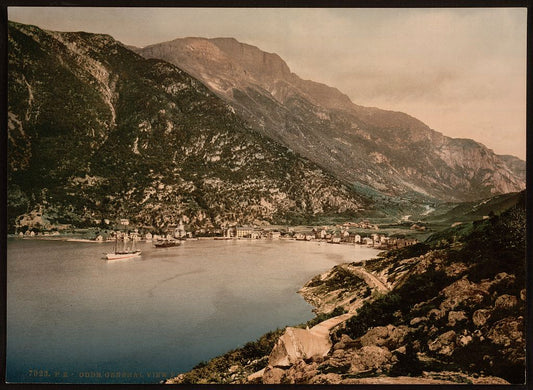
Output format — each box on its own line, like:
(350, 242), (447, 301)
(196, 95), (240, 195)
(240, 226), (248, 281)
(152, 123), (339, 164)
(347, 264), (390, 293)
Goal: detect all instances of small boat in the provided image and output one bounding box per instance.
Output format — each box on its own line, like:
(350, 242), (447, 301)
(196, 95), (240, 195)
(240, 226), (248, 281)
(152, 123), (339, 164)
(106, 232), (142, 260)
(154, 238), (181, 248)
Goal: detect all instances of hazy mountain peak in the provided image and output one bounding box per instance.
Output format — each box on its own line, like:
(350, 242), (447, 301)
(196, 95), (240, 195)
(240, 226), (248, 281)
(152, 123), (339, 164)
(140, 36), (354, 110)
(136, 35), (525, 202)
(209, 37), (291, 78)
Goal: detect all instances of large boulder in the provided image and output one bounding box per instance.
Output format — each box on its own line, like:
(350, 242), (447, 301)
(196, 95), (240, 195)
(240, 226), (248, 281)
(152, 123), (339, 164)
(359, 325), (408, 350)
(447, 310), (467, 327)
(333, 334), (357, 351)
(428, 330), (457, 356)
(440, 278), (489, 312)
(262, 367), (286, 384)
(285, 360), (320, 384)
(487, 317), (524, 347)
(493, 272), (516, 286)
(350, 345), (393, 373)
(472, 309), (491, 327)
(268, 327), (332, 368)
(494, 294), (518, 310)
(246, 368), (265, 384)
(316, 349), (352, 376)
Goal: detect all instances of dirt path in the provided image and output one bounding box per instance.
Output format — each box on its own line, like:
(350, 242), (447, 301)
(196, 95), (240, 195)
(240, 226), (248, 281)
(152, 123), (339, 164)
(347, 264), (390, 293)
(310, 313), (353, 336)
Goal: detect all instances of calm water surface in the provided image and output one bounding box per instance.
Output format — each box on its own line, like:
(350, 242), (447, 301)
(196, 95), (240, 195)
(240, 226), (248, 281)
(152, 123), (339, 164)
(7, 238), (379, 383)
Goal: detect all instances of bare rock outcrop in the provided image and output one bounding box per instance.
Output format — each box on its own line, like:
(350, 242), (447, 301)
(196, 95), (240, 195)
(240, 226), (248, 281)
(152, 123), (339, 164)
(268, 327), (332, 368)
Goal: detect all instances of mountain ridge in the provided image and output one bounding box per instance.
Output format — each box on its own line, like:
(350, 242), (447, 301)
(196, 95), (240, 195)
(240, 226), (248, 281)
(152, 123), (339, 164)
(136, 36), (525, 202)
(7, 21), (384, 232)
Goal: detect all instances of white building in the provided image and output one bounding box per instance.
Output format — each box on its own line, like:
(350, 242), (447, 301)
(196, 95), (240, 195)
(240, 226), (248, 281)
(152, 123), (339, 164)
(362, 237), (373, 246)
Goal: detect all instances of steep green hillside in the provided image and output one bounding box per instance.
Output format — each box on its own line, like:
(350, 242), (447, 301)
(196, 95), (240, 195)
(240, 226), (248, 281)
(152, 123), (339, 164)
(422, 191), (524, 225)
(8, 21), (373, 232)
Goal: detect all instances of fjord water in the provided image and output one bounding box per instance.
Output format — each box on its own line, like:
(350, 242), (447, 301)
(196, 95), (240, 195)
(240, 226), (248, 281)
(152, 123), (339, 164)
(7, 238), (378, 384)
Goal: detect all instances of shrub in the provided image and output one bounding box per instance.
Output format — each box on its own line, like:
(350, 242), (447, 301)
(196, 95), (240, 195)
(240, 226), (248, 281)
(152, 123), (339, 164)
(178, 328), (284, 384)
(452, 339), (525, 384)
(389, 343), (423, 377)
(306, 306), (347, 328)
(342, 292), (401, 339)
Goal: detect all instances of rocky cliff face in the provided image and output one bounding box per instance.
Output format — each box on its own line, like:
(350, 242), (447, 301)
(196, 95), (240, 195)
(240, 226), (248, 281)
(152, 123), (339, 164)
(166, 192), (525, 384)
(8, 22), (374, 232)
(137, 37), (525, 202)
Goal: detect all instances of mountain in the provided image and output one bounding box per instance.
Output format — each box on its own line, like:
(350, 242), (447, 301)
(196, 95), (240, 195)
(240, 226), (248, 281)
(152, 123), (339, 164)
(7, 21), (378, 232)
(137, 37), (525, 202)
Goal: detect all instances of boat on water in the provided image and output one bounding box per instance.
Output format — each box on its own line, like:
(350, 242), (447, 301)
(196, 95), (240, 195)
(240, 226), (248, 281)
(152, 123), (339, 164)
(106, 250), (142, 260)
(106, 232), (142, 260)
(154, 238), (181, 248)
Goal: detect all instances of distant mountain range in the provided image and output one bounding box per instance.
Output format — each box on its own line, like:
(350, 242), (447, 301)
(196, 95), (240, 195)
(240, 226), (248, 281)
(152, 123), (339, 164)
(137, 37), (525, 202)
(7, 22), (526, 232)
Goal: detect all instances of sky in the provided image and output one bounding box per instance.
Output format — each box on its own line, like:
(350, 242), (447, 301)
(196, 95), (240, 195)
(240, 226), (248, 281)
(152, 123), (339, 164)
(8, 7), (527, 159)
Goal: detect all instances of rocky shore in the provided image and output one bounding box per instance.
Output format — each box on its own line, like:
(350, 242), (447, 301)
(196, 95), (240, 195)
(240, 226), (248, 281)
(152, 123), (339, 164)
(165, 198), (526, 385)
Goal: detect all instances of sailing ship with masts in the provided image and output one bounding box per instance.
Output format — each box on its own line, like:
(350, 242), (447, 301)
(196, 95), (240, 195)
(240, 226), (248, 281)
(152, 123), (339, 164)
(106, 231), (141, 260)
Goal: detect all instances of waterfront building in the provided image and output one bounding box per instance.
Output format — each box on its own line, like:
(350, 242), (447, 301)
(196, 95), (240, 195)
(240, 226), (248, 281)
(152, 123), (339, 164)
(270, 231), (281, 239)
(236, 226), (253, 238)
(362, 237), (373, 246)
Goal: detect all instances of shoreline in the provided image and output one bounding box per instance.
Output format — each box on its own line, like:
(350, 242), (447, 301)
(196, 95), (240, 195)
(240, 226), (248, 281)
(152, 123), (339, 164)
(164, 257), (380, 385)
(8, 234), (384, 249)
